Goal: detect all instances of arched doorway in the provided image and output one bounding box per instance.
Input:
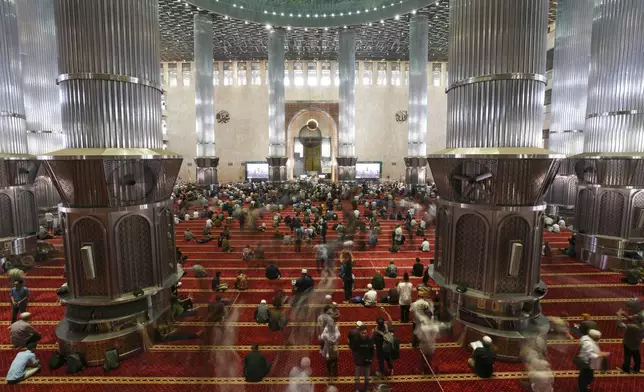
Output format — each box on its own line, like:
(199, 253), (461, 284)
(286, 104), (338, 181)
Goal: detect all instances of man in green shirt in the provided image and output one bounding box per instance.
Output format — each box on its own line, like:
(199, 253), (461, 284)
(243, 344), (271, 382)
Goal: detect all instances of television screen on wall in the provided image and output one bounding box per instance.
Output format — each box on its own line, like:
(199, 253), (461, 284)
(245, 162), (269, 180)
(356, 162), (381, 179)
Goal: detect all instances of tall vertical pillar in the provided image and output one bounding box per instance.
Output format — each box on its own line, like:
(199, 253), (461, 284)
(574, 0), (644, 270)
(0, 0), (40, 264)
(545, 0), (593, 214)
(40, 0), (183, 366)
(427, 0), (562, 360)
(193, 12), (218, 186)
(405, 15), (429, 189)
(267, 28), (287, 182)
(16, 0), (64, 214)
(337, 30), (357, 182)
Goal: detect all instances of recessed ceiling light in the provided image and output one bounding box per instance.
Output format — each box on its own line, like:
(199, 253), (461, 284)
(240, 5), (243, 8)
(314, 14), (318, 17)
(287, 26), (291, 30)
(340, 12), (344, 16)
(380, 19), (384, 24)
(281, 12), (284, 16)
(324, 27), (328, 31)
(264, 10), (267, 14)
(323, 14), (327, 17)
(368, 22), (372, 26)
(306, 14), (310, 17)
(298, 14), (301, 17)
(356, 10), (360, 14)
(272, 11), (276, 15)
(394, 14), (400, 20)
(365, 9), (369, 13)
(348, 11), (352, 15)
(232, 4), (236, 7)
(289, 13), (293, 17)
(304, 27), (308, 31)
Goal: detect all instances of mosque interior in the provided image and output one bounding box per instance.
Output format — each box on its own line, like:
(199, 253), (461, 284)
(0, 0), (643, 391)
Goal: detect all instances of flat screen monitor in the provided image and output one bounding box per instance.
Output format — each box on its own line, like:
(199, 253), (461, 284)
(356, 162), (381, 179)
(245, 162), (269, 180)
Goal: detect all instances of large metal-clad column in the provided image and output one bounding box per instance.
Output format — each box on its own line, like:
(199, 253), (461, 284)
(575, 0), (644, 270)
(16, 0), (64, 215)
(545, 0), (593, 213)
(405, 15), (428, 189)
(427, 0), (562, 360)
(337, 29), (357, 182)
(40, 0), (183, 366)
(193, 12), (218, 186)
(267, 28), (287, 182)
(0, 0), (40, 265)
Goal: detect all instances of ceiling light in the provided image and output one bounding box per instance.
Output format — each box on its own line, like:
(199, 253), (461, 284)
(380, 19), (384, 24)
(265, 24), (272, 29)
(287, 26), (292, 30)
(331, 13), (335, 17)
(373, 7), (377, 11)
(272, 11), (276, 15)
(323, 14), (327, 17)
(314, 14), (318, 17)
(264, 10), (268, 14)
(394, 14), (400, 20)
(280, 12), (284, 16)
(298, 14), (301, 17)
(244, 21), (249, 24)
(412, 10), (417, 14)
(348, 11), (352, 15)
(324, 27), (328, 31)
(340, 12), (344, 16)
(343, 25), (347, 29)
(356, 10), (360, 14)
(382, 5), (385, 8)
(232, 4), (236, 7)
(223, 15), (228, 19)
(304, 27), (308, 31)
(306, 14), (310, 17)
(365, 9), (369, 13)
(368, 22), (372, 26)
(240, 5), (243, 8)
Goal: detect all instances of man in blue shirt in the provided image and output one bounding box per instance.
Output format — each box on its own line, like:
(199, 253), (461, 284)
(10, 280), (29, 324)
(6, 342), (40, 384)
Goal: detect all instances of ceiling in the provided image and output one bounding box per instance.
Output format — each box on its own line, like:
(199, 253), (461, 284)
(159, 0), (558, 62)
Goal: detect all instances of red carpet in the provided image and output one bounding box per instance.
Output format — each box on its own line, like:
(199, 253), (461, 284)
(3, 203), (642, 391)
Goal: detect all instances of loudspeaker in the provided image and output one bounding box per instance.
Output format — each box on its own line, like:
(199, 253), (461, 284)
(80, 245), (96, 280)
(508, 241), (523, 277)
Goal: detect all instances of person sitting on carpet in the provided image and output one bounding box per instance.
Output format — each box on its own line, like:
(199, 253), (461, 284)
(419, 238), (430, 252)
(468, 336), (497, 378)
(235, 270), (248, 290)
(255, 300), (270, 324)
(362, 284), (378, 308)
(244, 344), (271, 383)
(265, 264), (281, 280)
(242, 245), (253, 261)
(268, 304), (287, 331)
(283, 233), (293, 246)
(10, 313), (41, 349)
(254, 243), (265, 259)
(184, 228), (195, 242)
(412, 257), (424, 277)
(371, 271), (385, 291)
(211, 271), (228, 291)
(6, 342), (40, 385)
(384, 260), (398, 278)
(192, 264), (207, 278)
(572, 313), (597, 338)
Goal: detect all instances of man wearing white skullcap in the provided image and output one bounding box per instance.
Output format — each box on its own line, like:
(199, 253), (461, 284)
(255, 299), (269, 324)
(578, 329), (606, 392)
(468, 335), (496, 378)
(362, 283), (378, 308)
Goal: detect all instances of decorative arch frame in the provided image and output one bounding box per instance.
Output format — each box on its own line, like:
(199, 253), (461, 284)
(452, 212), (489, 291)
(285, 102), (339, 181)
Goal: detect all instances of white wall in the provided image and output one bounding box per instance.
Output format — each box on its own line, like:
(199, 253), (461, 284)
(162, 60), (448, 183)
